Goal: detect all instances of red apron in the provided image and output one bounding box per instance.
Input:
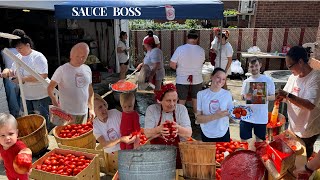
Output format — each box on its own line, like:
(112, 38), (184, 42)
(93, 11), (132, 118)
(150, 108), (182, 169)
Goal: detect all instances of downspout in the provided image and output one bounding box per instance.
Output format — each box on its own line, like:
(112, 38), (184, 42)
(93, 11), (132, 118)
(55, 19), (61, 65)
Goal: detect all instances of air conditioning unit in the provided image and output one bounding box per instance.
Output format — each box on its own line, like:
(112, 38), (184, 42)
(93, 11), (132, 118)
(239, 0), (255, 15)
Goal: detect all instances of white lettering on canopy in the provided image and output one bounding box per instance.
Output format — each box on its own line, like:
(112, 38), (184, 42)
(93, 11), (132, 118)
(71, 7), (141, 17)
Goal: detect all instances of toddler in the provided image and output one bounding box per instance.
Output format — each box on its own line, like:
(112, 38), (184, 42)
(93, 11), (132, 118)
(0, 113), (32, 180)
(119, 93), (140, 150)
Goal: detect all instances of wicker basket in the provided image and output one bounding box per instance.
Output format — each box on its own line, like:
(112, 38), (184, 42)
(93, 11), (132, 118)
(17, 114), (49, 156)
(179, 141), (216, 180)
(53, 126), (96, 149)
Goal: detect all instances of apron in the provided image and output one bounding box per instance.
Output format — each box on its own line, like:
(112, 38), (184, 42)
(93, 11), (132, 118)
(150, 108), (182, 169)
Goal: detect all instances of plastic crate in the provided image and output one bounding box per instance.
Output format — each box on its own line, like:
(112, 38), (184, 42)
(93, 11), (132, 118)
(30, 148), (100, 180)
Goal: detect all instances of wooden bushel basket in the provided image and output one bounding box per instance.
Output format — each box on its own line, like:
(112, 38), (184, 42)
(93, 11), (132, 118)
(96, 144), (118, 176)
(179, 141), (216, 180)
(17, 114), (49, 156)
(53, 126), (96, 149)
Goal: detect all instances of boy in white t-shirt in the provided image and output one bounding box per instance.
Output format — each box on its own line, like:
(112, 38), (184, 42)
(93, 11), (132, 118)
(241, 58), (275, 145)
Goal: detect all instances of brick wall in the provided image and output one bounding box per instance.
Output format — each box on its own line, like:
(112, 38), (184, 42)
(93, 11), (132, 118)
(254, 1), (320, 28)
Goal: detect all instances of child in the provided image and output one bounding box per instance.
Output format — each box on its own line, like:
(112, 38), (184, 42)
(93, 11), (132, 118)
(119, 93), (140, 150)
(0, 113), (32, 180)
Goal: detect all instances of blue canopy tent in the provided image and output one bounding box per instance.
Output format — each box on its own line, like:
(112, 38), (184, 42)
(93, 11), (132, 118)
(54, 0), (224, 20)
(54, 0), (224, 70)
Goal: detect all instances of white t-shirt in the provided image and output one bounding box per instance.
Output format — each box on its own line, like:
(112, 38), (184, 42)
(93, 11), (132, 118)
(197, 88), (233, 138)
(144, 104), (191, 141)
(142, 35), (160, 45)
(93, 109), (122, 153)
(170, 44), (205, 85)
(211, 37), (233, 74)
(241, 74), (275, 124)
(117, 40), (129, 63)
(143, 48), (165, 80)
(284, 70), (320, 138)
(1, 48), (18, 68)
(51, 63), (92, 115)
(11, 50), (49, 100)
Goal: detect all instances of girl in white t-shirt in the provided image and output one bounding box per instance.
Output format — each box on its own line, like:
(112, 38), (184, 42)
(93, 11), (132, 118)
(117, 31), (130, 80)
(196, 68), (233, 142)
(1, 29), (52, 131)
(92, 94), (136, 153)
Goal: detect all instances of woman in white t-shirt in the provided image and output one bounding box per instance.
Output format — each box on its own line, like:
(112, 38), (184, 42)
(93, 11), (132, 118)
(92, 94), (136, 153)
(211, 30), (233, 89)
(117, 31), (130, 80)
(137, 36), (165, 90)
(196, 68), (233, 142)
(1, 29), (52, 130)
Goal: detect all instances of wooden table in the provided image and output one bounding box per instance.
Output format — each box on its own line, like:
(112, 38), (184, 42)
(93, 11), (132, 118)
(241, 52), (286, 72)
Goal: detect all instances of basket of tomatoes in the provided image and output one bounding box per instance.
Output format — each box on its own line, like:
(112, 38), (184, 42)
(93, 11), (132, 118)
(53, 122), (96, 149)
(30, 148), (99, 180)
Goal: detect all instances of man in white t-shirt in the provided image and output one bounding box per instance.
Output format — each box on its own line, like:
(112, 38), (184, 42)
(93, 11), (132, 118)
(170, 30), (205, 113)
(277, 46), (320, 158)
(241, 58), (275, 144)
(48, 43), (95, 124)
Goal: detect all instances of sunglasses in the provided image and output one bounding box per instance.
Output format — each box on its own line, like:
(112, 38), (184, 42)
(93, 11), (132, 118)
(287, 62), (298, 69)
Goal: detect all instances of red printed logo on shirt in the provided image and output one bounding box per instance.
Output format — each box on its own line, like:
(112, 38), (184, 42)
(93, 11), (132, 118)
(107, 128), (119, 140)
(291, 86), (300, 96)
(75, 73), (86, 88)
(209, 99), (220, 114)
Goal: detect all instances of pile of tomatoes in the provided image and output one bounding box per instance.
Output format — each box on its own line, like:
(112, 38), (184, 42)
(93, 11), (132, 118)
(35, 153), (92, 176)
(232, 107), (247, 119)
(111, 81), (136, 91)
(215, 140), (248, 164)
(130, 129), (148, 145)
(216, 168), (222, 180)
(162, 120), (177, 142)
(58, 122), (93, 138)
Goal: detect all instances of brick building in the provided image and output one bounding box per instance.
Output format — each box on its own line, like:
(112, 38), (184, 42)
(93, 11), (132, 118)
(219, 1), (320, 28)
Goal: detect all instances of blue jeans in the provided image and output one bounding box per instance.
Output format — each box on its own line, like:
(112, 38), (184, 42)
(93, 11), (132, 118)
(3, 78), (21, 117)
(26, 96), (53, 131)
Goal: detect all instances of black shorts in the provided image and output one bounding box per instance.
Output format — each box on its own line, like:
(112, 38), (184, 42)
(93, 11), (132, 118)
(240, 121), (266, 140)
(120, 60), (129, 65)
(176, 83), (202, 100)
(201, 128), (230, 142)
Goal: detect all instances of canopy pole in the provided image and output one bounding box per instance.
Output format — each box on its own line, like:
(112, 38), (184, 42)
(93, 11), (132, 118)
(55, 19), (61, 65)
(15, 64), (28, 116)
(218, 20), (223, 68)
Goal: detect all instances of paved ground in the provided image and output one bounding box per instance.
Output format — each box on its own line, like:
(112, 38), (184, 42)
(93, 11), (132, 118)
(1, 72), (319, 179)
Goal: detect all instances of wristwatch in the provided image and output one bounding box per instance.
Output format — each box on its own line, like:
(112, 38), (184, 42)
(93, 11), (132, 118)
(305, 164), (314, 173)
(286, 92), (293, 99)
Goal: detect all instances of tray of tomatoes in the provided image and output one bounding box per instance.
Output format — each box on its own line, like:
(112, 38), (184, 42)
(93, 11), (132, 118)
(30, 148), (99, 179)
(215, 140), (249, 166)
(229, 105), (253, 120)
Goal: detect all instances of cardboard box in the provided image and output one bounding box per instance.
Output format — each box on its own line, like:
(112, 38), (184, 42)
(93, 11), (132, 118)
(267, 139), (296, 175)
(30, 148), (100, 180)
